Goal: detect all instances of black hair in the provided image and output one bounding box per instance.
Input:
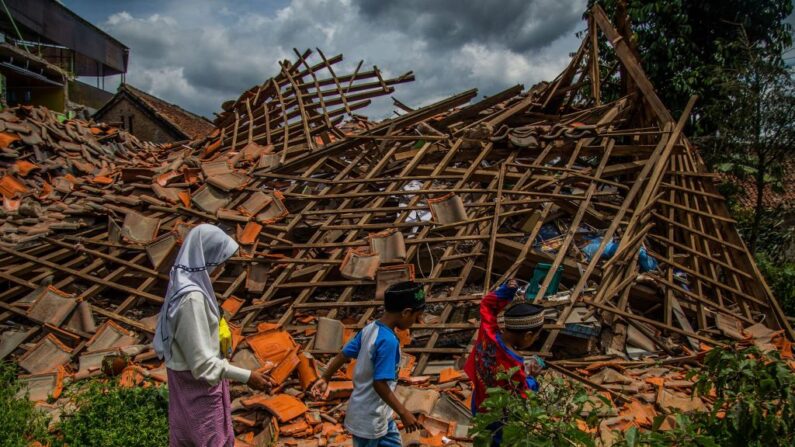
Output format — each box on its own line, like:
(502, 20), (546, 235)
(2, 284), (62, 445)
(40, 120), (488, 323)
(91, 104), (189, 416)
(384, 281), (426, 313)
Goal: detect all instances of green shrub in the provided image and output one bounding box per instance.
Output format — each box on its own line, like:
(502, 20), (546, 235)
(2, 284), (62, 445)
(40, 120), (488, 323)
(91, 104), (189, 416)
(716, 196), (795, 318)
(620, 346), (795, 447)
(56, 379), (169, 447)
(470, 370), (600, 446)
(690, 346), (794, 446)
(756, 254), (795, 317)
(727, 205), (795, 317)
(473, 347), (795, 447)
(0, 361), (52, 447)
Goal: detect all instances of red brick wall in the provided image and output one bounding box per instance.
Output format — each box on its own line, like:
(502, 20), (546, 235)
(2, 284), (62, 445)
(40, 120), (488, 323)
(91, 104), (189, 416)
(96, 99), (182, 144)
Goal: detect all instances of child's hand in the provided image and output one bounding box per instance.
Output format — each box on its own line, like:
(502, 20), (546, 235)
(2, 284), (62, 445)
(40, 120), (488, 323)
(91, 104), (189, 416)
(310, 378), (329, 399)
(524, 355), (544, 377)
(399, 411), (422, 433)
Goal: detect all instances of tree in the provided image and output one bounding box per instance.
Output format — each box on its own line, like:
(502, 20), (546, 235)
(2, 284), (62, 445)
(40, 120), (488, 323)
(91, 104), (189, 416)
(702, 29), (795, 254)
(587, 0), (793, 136)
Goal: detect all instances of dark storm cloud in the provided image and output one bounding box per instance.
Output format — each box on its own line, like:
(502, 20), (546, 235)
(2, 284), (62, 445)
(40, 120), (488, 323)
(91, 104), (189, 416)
(66, 0), (586, 118)
(354, 0), (584, 52)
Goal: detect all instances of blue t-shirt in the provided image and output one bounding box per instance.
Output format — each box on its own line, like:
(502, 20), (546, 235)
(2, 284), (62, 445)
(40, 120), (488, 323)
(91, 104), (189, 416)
(342, 321), (401, 438)
(342, 321), (400, 381)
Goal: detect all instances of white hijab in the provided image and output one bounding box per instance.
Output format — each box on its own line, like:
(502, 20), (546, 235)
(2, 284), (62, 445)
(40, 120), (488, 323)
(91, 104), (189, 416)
(154, 224), (239, 361)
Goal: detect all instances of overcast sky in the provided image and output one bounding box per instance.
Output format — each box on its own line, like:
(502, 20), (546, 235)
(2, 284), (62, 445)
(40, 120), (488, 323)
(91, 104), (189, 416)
(61, 0), (590, 119)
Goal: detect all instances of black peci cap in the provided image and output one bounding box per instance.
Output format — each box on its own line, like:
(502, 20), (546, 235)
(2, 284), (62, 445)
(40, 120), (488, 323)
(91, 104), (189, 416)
(384, 281), (426, 312)
(502, 301), (544, 331)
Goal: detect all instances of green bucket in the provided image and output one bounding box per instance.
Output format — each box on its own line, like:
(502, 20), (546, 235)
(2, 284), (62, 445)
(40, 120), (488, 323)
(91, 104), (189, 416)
(525, 262), (563, 299)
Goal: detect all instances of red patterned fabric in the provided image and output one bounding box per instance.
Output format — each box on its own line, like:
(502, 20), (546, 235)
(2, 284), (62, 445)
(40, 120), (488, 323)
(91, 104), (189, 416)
(167, 368), (234, 447)
(464, 284), (531, 414)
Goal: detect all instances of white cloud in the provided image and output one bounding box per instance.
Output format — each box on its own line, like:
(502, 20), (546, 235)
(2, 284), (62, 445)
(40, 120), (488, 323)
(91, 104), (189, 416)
(97, 0), (586, 120)
(106, 11), (132, 26)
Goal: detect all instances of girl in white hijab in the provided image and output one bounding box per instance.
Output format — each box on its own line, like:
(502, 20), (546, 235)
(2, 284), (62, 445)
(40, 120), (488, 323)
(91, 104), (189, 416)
(154, 224), (270, 447)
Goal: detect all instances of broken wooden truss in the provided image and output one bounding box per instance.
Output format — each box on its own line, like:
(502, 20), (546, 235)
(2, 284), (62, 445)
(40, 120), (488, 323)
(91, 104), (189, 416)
(1, 6), (793, 445)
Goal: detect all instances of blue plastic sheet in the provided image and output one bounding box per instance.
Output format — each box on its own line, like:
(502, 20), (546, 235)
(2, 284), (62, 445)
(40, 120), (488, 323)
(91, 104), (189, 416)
(638, 246), (658, 272)
(582, 236), (618, 259)
(582, 236), (657, 272)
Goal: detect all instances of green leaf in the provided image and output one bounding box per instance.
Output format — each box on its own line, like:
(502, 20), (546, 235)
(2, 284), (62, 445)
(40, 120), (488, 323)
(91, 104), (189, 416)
(625, 426), (638, 446)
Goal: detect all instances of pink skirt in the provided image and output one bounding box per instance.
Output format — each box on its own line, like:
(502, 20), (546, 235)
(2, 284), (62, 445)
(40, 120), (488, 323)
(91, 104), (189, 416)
(167, 368), (234, 447)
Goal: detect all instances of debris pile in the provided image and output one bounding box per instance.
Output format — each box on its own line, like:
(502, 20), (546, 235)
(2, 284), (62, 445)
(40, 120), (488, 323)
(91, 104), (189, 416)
(0, 105), (167, 245)
(0, 7), (793, 446)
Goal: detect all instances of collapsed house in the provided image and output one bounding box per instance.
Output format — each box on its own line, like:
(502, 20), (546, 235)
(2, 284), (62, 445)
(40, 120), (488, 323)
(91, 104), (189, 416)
(0, 6), (793, 446)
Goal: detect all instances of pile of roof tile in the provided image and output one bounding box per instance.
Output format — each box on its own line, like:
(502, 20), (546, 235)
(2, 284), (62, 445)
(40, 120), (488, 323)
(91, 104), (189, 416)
(0, 7), (793, 446)
(0, 105), (168, 245)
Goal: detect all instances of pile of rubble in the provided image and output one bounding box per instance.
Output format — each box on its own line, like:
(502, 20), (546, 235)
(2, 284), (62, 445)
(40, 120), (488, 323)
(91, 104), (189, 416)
(0, 7), (793, 446)
(0, 105), (167, 245)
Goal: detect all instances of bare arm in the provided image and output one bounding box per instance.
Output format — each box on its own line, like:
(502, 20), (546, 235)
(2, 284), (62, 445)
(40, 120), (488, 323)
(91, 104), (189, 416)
(321, 352), (350, 381)
(310, 352), (351, 398)
(372, 380), (422, 432)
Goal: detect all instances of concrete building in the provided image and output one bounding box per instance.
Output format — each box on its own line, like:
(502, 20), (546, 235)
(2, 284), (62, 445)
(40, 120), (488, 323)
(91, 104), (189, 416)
(0, 0), (128, 116)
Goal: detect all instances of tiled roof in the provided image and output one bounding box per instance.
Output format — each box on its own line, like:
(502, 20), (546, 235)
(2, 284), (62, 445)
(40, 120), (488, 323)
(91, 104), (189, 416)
(724, 158), (795, 210)
(114, 84), (214, 140)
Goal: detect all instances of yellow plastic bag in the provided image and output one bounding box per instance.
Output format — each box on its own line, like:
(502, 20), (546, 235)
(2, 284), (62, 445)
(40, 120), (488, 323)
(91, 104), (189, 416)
(219, 317), (233, 358)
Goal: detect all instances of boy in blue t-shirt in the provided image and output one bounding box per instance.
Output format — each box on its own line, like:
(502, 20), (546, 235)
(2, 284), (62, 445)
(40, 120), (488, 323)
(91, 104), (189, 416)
(311, 281), (425, 446)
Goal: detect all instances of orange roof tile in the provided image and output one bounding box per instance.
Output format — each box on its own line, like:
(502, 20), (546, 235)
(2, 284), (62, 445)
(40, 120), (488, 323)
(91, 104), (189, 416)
(0, 132), (21, 148)
(247, 330), (297, 366)
(437, 367), (465, 384)
(239, 221), (262, 246)
(183, 167), (201, 185)
(119, 365), (147, 388)
(221, 296), (245, 317)
(395, 327), (412, 347)
(326, 381), (353, 399)
(320, 422), (342, 436)
(205, 139), (222, 157)
(0, 174), (28, 198)
(620, 400), (657, 427)
(256, 322), (281, 333)
(15, 160), (39, 177)
(339, 248), (380, 280)
(155, 170), (181, 187)
(419, 414), (456, 437)
(178, 190), (191, 208)
(91, 175), (114, 185)
(269, 346), (300, 385)
(2, 196), (20, 212)
(297, 353), (319, 390)
(399, 354), (416, 379)
(258, 394), (308, 423)
(280, 419), (310, 437)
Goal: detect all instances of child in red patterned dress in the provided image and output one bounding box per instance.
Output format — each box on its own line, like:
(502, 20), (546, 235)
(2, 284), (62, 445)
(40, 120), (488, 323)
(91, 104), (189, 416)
(464, 279), (546, 446)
